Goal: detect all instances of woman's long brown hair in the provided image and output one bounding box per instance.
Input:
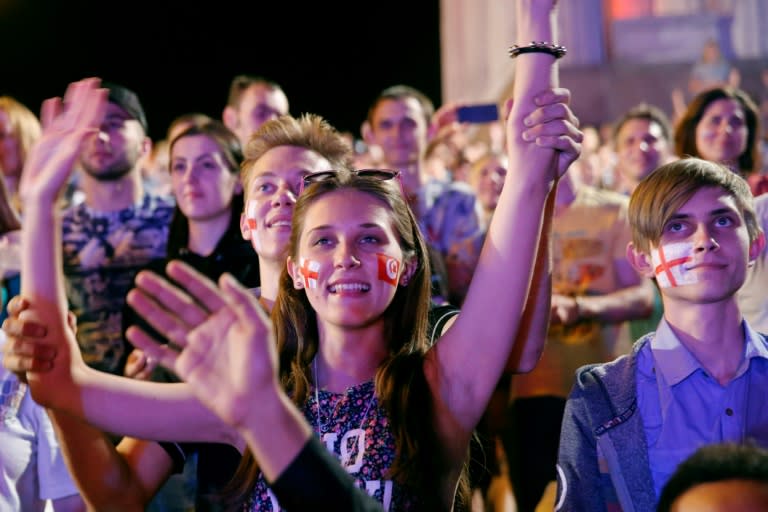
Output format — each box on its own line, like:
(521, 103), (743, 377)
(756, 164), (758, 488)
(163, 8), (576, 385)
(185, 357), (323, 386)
(221, 172), (470, 510)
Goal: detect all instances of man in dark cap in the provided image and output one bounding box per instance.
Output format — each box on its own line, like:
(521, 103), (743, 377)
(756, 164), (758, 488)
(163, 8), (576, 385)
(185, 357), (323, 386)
(61, 80), (174, 375)
(103, 81), (149, 132)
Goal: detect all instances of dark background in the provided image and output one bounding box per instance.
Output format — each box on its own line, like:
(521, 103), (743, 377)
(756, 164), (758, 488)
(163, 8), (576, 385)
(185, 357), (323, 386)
(1, 0), (442, 141)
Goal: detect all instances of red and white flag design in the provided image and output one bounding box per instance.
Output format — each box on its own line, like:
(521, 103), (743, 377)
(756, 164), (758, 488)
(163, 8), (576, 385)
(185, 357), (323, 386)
(245, 199), (258, 230)
(377, 253), (400, 286)
(651, 242), (697, 288)
(244, 200), (262, 252)
(298, 257), (320, 289)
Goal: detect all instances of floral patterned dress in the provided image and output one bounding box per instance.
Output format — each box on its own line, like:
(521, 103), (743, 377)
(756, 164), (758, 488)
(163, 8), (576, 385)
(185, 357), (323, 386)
(245, 380), (421, 511)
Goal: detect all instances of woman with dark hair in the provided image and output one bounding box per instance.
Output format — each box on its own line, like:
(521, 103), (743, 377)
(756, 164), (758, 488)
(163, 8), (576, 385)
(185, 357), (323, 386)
(673, 86), (761, 182)
(120, 120), (258, 510)
(122, 120), (259, 379)
(674, 86), (768, 336)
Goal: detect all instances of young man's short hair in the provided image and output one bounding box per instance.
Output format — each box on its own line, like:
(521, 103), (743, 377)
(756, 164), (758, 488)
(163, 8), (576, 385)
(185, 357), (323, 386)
(628, 157), (761, 253)
(612, 103), (672, 146)
(657, 442), (768, 512)
(366, 84), (435, 127)
(227, 75), (284, 108)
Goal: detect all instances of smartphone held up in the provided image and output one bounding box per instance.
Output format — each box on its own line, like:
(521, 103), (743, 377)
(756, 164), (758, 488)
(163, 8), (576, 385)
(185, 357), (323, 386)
(456, 103), (499, 123)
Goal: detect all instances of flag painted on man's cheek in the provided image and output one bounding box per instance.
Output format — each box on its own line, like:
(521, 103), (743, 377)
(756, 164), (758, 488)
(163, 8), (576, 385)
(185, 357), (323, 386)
(651, 241), (697, 288)
(377, 253), (400, 286)
(245, 199), (262, 252)
(298, 257), (320, 289)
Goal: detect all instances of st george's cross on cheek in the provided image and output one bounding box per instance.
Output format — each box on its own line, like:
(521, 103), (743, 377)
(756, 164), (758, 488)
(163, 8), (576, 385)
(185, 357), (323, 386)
(245, 199), (258, 230)
(377, 253), (400, 286)
(299, 257), (320, 289)
(651, 241), (698, 288)
(244, 199), (262, 253)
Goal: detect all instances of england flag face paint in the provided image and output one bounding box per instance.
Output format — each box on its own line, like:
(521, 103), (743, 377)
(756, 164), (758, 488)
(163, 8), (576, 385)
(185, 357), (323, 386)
(651, 241), (698, 288)
(245, 199), (262, 252)
(298, 257), (320, 289)
(376, 253), (400, 286)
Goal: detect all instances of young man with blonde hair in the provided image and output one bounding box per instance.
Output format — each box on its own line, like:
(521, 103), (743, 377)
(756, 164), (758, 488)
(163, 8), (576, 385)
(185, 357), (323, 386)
(556, 158), (768, 512)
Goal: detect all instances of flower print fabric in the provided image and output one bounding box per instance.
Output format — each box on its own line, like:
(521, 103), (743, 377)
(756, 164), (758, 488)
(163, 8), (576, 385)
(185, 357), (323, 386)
(246, 380), (420, 511)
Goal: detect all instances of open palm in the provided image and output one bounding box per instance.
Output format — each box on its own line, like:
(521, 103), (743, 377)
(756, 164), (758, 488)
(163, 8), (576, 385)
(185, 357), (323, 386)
(20, 78), (106, 204)
(126, 262), (277, 430)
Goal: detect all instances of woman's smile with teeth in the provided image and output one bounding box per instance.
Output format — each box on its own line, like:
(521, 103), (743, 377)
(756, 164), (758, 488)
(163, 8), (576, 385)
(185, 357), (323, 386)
(329, 282), (370, 293)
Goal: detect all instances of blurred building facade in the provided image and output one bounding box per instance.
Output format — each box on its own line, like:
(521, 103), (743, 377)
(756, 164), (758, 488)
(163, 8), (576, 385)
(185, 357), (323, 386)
(440, 0), (768, 127)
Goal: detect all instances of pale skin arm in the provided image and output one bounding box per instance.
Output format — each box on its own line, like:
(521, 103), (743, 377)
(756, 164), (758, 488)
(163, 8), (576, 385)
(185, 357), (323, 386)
(5, 78), (233, 510)
(48, 410), (176, 510)
(49, 494), (86, 512)
(4, 306), (235, 442)
(2, 299), (232, 441)
(551, 270), (654, 325)
(438, 89), (576, 375)
(24, 352), (223, 508)
(124, 259), (324, 477)
(3, 307), (229, 508)
(127, 265), (387, 510)
(424, 0), (577, 449)
(128, 269), (313, 482)
(504, 185), (556, 374)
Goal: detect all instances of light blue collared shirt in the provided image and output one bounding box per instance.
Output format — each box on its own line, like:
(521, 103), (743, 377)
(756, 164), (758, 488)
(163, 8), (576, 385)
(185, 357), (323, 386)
(636, 318), (768, 499)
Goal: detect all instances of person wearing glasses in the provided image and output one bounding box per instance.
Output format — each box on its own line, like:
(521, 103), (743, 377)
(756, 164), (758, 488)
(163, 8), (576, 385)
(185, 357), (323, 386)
(3, 1), (578, 506)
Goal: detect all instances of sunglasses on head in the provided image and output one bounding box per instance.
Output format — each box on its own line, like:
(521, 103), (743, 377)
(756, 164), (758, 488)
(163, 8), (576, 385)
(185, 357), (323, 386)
(299, 168), (404, 196)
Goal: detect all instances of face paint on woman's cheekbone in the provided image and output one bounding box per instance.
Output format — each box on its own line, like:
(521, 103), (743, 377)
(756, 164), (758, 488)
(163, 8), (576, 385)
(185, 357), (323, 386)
(245, 199), (262, 252)
(376, 253), (400, 286)
(298, 257), (320, 289)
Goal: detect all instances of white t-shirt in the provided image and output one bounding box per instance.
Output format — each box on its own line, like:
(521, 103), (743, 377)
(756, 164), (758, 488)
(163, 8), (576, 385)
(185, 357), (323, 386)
(0, 332), (81, 511)
(738, 193), (768, 333)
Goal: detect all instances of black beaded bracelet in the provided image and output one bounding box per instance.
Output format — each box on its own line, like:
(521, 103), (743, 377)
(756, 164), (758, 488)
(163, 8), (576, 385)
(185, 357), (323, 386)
(508, 41), (567, 60)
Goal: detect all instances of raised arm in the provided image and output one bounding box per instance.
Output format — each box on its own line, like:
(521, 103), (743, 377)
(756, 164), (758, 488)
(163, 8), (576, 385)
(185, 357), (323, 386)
(504, 181), (556, 374)
(129, 267), (310, 480)
(567, 264), (654, 324)
(16, 77), (158, 510)
(3, 297), (230, 509)
(19, 79), (104, 319)
(503, 86), (582, 375)
(426, 0), (580, 436)
(3, 297), (225, 440)
(7, 78), (232, 510)
(127, 260), (387, 511)
(11, 78), (229, 438)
